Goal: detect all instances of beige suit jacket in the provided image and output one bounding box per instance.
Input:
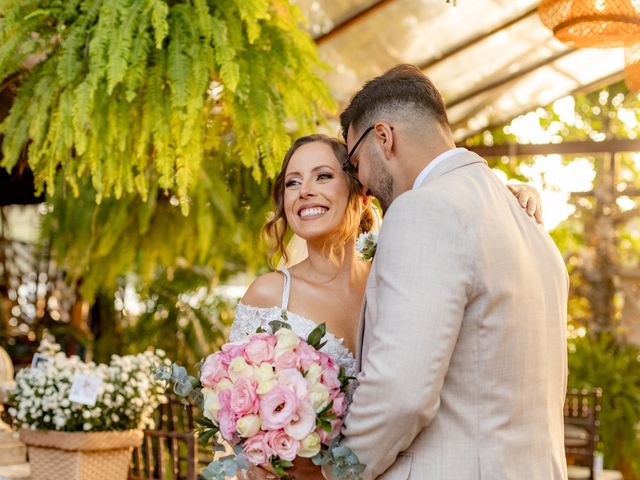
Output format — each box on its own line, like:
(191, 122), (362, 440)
(341, 150), (569, 480)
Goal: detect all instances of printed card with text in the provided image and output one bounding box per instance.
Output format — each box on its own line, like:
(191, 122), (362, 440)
(31, 353), (51, 370)
(69, 373), (102, 406)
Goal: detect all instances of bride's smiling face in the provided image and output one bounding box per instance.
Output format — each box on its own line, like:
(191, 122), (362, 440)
(283, 141), (351, 241)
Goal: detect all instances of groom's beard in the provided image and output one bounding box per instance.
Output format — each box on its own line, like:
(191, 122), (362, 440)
(368, 149), (394, 212)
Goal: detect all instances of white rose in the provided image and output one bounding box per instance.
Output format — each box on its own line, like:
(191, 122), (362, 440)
(298, 432), (321, 458)
(228, 357), (254, 381)
(202, 387), (221, 423)
(236, 415), (261, 438)
(253, 364), (277, 394)
(275, 329), (300, 355)
(307, 382), (330, 412)
(214, 378), (233, 394)
(305, 364), (322, 384)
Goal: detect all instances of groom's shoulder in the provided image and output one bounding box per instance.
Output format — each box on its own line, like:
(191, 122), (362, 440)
(241, 271), (284, 309)
(389, 179), (464, 217)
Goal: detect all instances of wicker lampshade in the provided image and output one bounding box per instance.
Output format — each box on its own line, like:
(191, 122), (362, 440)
(539, 0), (640, 48)
(625, 43), (640, 91)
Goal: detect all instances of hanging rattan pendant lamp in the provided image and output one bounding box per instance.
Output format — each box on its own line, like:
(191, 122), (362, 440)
(538, 0), (640, 48)
(625, 43), (640, 90)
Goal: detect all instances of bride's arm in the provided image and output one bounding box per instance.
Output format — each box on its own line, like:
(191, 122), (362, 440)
(230, 271), (286, 342)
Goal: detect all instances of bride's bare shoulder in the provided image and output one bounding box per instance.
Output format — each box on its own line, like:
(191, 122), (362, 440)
(241, 271), (285, 309)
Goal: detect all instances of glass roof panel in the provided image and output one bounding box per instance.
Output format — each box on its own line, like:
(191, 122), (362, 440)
(448, 49), (625, 140)
(293, 0), (378, 38)
(307, 0), (626, 139)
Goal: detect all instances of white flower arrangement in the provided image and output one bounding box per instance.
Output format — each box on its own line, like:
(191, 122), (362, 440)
(355, 232), (378, 260)
(8, 338), (170, 432)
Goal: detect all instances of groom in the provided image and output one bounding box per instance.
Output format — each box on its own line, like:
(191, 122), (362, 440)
(336, 65), (569, 479)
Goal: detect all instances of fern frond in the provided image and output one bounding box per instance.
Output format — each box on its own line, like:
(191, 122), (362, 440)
(148, 0), (169, 48)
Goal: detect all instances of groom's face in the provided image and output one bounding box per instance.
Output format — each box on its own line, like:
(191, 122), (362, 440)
(346, 125), (394, 212)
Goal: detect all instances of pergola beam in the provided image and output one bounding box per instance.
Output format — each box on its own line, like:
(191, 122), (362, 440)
(314, 0), (395, 45)
(465, 138), (640, 157)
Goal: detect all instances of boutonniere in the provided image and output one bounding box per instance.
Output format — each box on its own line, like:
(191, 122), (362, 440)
(356, 232), (378, 260)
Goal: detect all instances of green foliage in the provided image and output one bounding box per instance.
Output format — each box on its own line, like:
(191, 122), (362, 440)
(568, 334), (640, 476)
(42, 150), (273, 302)
(0, 0), (334, 214)
(115, 266), (237, 369)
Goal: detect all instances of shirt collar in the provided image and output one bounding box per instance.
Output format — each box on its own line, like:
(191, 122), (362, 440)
(412, 147), (467, 190)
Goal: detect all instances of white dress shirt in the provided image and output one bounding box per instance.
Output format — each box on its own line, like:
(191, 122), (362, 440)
(412, 147), (467, 190)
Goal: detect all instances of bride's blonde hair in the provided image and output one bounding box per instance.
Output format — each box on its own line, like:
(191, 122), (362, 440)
(264, 134), (373, 267)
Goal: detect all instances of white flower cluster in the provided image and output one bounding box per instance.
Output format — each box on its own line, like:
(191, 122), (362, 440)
(355, 232), (378, 261)
(8, 340), (170, 432)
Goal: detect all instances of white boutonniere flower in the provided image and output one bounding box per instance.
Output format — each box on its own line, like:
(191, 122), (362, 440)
(356, 232), (378, 260)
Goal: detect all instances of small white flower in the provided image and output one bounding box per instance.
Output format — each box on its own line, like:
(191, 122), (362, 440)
(356, 232), (378, 260)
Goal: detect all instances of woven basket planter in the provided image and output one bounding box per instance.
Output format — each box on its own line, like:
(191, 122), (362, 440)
(20, 428), (143, 480)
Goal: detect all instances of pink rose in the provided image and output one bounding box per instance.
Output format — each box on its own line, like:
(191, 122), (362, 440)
(243, 432), (270, 465)
(260, 385), (299, 430)
(200, 352), (229, 387)
(318, 419), (342, 445)
(278, 368), (308, 400)
(275, 349), (298, 369)
(265, 430), (300, 462)
(230, 377), (260, 417)
(322, 369), (341, 393)
(332, 393), (347, 417)
(222, 341), (247, 360)
(243, 333), (277, 365)
(285, 402), (316, 440)
(218, 406), (238, 442)
(219, 388), (232, 411)
(318, 352), (338, 374)
(296, 343), (320, 371)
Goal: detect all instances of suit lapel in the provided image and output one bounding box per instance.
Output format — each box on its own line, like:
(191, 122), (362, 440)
(356, 297), (366, 372)
(354, 151), (486, 372)
(356, 256), (377, 372)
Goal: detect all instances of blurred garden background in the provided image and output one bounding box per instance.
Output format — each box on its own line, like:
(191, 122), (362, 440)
(1, 0), (639, 478)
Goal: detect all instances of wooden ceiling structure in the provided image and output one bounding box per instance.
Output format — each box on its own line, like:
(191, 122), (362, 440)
(299, 0), (629, 141)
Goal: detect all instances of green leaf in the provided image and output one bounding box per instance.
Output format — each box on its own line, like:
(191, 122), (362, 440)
(307, 322), (326, 349)
(269, 320), (291, 333)
(195, 416), (216, 428)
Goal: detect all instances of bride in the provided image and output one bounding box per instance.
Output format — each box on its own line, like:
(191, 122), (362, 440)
(230, 133), (541, 479)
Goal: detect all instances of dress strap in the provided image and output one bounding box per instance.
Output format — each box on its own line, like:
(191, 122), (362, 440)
(279, 268), (291, 311)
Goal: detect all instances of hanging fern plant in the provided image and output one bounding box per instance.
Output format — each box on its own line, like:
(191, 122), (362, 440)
(0, 0), (334, 214)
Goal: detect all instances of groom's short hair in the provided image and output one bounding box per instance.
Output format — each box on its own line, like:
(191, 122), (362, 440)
(340, 64), (449, 139)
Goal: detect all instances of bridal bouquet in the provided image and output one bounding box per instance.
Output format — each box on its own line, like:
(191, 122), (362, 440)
(158, 320), (364, 479)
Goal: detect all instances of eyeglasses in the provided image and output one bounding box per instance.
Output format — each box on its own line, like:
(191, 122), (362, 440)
(342, 125), (374, 178)
(342, 125), (393, 179)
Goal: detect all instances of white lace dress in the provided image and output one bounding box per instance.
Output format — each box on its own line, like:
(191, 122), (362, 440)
(229, 268), (358, 378)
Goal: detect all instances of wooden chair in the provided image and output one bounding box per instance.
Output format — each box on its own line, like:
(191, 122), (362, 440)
(129, 395), (214, 480)
(564, 387), (602, 480)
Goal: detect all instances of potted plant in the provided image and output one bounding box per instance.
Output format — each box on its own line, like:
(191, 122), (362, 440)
(7, 339), (170, 480)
